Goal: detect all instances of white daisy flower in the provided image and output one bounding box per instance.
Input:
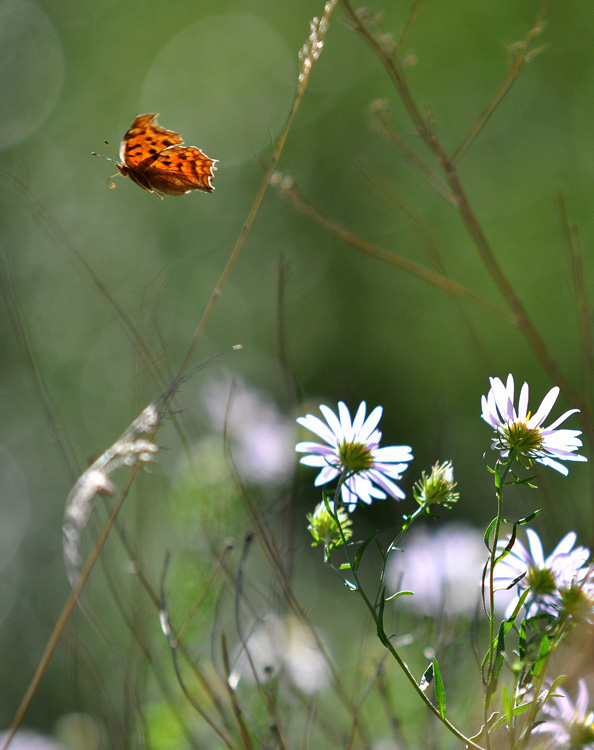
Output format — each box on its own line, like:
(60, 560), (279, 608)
(532, 679), (594, 749)
(481, 374), (587, 475)
(296, 401), (413, 512)
(493, 528), (593, 619)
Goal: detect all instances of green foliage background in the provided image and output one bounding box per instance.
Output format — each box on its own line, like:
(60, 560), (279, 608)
(1, 0), (594, 745)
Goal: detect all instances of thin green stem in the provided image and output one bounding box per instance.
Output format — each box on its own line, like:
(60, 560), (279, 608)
(325, 474), (486, 750)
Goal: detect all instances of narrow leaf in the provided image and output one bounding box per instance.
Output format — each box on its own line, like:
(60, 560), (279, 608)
(433, 658), (446, 718)
(385, 590), (414, 602)
(502, 509), (542, 526)
(532, 635), (550, 678)
(484, 518), (498, 551)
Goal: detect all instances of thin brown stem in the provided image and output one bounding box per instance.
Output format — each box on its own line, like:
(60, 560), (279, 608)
(1, 464), (141, 750)
(452, 0), (549, 163)
(341, 0), (588, 430)
(277, 182), (514, 322)
(559, 192), (594, 435)
(175, 2), (339, 380)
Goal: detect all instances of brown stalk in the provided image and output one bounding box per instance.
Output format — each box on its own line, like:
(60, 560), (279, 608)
(340, 0), (587, 428)
(1, 465), (141, 750)
(279, 182), (514, 322)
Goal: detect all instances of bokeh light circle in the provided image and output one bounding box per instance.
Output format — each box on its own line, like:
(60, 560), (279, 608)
(0, 0), (64, 149)
(141, 13), (295, 167)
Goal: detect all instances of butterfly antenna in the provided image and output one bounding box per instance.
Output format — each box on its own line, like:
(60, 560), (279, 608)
(91, 139), (120, 162)
(91, 151), (115, 163)
(104, 139), (120, 157)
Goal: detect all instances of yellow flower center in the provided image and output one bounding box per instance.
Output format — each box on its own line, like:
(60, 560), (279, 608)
(560, 583), (594, 621)
(500, 419), (544, 455)
(569, 717), (594, 747)
(525, 565), (556, 596)
(338, 440), (373, 473)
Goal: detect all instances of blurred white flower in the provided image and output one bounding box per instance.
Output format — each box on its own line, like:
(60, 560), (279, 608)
(532, 679), (594, 749)
(387, 523), (492, 617)
(203, 377), (294, 484)
(228, 613), (330, 694)
(481, 374), (587, 475)
(493, 529), (593, 620)
(0, 730), (64, 750)
(296, 401), (413, 512)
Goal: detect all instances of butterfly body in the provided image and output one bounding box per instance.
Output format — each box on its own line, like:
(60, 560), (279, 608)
(117, 114), (217, 196)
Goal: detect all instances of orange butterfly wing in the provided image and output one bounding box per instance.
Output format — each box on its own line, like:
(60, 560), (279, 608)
(141, 146), (217, 196)
(117, 114), (217, 196)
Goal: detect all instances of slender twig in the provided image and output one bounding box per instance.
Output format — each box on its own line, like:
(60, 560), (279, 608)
(1, 464), (142, 750)
(0, 250), (80, 482)
(340, 0), (586, 428)
(452, 1), (549, 163)
(559, 193), (594, 436)
(0, 169), (165, 393)
(394, 0), (427, 57)
(370, 107), (455, 203)
(277, 181), (513, 321)
(175, 2), (340, 380)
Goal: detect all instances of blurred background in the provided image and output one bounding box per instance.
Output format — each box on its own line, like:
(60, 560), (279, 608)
(1, 0), (594, 746)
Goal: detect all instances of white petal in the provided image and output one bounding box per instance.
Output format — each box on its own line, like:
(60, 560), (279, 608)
(297, 414), (337, 445)
(493, 376), (515, 422)
(295, 441), (335, 455)
(351, 401), (367, 438)
(372, 445), (413, 463)
(319, 404), (344, 442)
(374, 462), (409, 480)
(314, 465), (340, 485)
(368, 469), (405, 500)
(525, 529), (545, 567)
(576, 679), (590, 717)
(481, 392), (499, 428)
(337, 402), (354, 442)
(549, 531), (577, 559)
(348, 475), (374, 505)
(545, 408), (580, 431)
(527, 386), (559, 428)
(340, 484), (359, 512)
(536, 456), (569, 475)
(359, 405), (383, 442)
(299, 454), (331, 467)
(518, 382), (529, 422)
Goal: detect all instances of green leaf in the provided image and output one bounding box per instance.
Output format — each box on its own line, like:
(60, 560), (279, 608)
(502, 685), (512, 722)
(486, 622), (506, 702)
(374, 537), (386, 563)
(491, 701), (531, 730)
(532, 635), (550, 678)
(385, 590), (414, 602)
(502, 509), (542, 526)
(376, 587), (388, 645)
(433, 658), (446, 718)
(518, 619), (526, 659)
(494, 525), (517, 565)
(484, 518), (498, 551)
(509, 588), (530, 623)
(353, 530), (378, 572)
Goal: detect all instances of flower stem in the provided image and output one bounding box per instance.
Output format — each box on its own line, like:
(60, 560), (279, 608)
(326, 474), (486, 750)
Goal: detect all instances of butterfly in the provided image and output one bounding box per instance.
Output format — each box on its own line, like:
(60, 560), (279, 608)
(115, 114), (217, 197)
